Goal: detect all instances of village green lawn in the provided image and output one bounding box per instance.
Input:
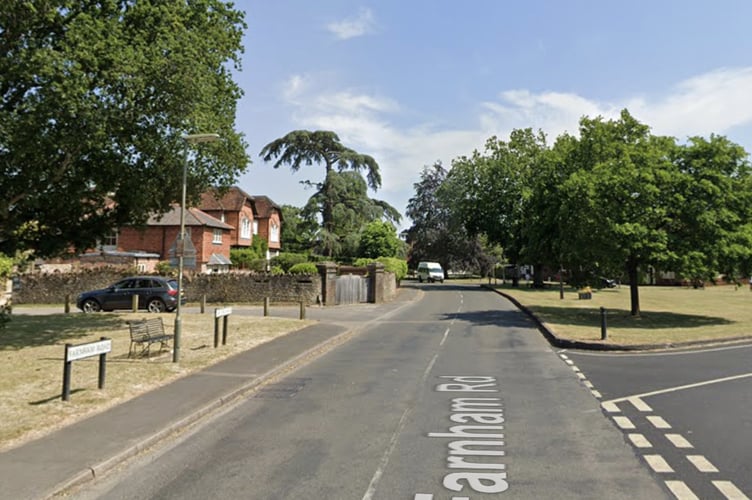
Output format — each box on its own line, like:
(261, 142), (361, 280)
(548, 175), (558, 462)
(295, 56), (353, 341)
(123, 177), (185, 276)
(0, 311), (312, 451)
(494, 282), (752, 345)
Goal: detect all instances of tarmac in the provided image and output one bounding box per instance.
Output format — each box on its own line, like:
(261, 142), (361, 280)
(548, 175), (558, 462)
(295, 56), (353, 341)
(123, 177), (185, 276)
(0, 289), (422, 500)
(3, 284), (746, 499)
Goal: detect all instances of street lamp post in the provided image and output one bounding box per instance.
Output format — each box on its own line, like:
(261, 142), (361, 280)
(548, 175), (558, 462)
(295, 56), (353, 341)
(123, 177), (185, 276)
(173, 133), (220, 363)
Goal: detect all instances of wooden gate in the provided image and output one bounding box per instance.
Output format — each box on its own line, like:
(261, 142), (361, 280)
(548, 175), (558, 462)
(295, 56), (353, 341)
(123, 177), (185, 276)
(335, 274), (369, 304)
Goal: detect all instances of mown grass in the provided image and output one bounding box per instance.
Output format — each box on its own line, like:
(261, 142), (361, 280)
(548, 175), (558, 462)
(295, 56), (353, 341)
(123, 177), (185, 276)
(493, 282), (752, 345)
(0, 311), (312, 451)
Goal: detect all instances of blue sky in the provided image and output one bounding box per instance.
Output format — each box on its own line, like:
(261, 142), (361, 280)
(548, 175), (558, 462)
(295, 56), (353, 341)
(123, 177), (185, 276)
(233, 1), (752, 230)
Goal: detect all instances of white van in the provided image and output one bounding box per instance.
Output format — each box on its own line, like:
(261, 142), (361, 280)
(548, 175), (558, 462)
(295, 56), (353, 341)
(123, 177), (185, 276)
(417, 261), (444, 283)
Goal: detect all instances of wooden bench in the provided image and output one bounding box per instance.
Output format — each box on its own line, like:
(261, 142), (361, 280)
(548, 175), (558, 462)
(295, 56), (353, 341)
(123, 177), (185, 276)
(127, 317), (173, 357)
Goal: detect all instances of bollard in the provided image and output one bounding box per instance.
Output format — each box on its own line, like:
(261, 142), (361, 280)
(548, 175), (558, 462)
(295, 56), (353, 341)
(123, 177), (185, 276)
(131, 294), (138, 312)
(299, 300), (306, 320)
(201, 294), (206, 314)
(600, 307), (608, 340)
(264, 297), (270, 317)
(64, 294), (71, 314)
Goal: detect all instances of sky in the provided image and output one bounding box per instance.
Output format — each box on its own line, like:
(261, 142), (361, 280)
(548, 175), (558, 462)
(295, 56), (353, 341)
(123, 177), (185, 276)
(231, 1), (752, 231)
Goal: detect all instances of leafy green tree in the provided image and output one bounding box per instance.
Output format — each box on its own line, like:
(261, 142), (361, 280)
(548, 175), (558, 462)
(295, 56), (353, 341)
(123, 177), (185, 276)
(279, 204), (318, 254)
(667, 135), (752, 284)
(556, 110), (678, 315)
(359, 221), (404, 259)
(0, 1), (249, 258)
(260, 131), (396, 257)
(301, 170), (400, 259)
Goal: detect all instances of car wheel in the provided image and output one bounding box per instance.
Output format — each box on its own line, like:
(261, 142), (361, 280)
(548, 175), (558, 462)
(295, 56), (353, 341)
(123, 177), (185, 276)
(147, 298), (166, 313)
(418, 276), (423, 283)
(81, 299), (101, 313)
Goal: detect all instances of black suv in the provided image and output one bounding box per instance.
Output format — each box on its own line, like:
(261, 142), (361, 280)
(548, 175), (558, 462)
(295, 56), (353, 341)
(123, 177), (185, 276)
(77, 276), (182, 313)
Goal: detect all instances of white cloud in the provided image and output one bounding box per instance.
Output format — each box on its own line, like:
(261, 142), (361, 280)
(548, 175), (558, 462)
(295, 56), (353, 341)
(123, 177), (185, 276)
(326, 8), (376, 40)
(276, 67), (752, 227)
(631, 67), (752, 139)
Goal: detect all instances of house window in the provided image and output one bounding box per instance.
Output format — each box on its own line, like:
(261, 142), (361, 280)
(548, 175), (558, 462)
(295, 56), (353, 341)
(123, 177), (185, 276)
(252, 220), (258, 235)
(213, 229), (222, 244)
(241, 217), (251, 239)
(270, 221), (279, 242)
(101, 231), (118, 251)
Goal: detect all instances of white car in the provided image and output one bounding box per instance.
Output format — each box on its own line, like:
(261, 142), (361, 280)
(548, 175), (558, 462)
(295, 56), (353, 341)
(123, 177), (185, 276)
(417, 261), (444, 283)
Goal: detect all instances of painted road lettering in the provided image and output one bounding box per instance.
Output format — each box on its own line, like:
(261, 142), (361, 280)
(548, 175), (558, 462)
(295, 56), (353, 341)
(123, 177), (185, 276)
(415, 376), (508, 499)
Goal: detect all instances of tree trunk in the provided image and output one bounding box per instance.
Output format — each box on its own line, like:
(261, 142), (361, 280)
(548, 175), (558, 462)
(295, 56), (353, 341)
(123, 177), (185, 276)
(627, 257), (640, 316)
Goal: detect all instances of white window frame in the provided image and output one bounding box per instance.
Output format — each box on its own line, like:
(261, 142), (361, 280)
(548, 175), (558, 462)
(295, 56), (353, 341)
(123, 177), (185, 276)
(252, 220), (259, 235)
(241, 217), (251, 239)
(213, 229), (222, 244)
(270, 221), (279, 243)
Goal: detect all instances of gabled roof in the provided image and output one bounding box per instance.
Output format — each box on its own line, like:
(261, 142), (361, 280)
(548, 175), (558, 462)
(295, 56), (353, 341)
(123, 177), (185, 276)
(250, 195), (283, 220)
(147, 205), (233, 230)
(199, 186), (253, 211)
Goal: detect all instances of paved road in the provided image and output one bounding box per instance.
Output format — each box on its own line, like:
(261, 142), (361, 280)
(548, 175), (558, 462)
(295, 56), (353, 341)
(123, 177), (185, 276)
(70, 283), (666, 499)
(563, 344), (752, 499)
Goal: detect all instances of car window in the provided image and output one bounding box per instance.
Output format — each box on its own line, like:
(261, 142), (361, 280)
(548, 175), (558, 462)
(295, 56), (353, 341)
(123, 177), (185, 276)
(114, 279), (133, 289)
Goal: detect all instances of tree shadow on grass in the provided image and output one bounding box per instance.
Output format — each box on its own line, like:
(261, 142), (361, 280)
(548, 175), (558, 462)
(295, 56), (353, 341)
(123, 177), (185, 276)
(0, 314), (127, 350)
(523, 305), (733, 330)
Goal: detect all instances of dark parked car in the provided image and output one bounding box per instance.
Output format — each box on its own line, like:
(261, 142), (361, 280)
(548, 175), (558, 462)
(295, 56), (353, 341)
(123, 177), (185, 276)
(77, 276), (182, 313)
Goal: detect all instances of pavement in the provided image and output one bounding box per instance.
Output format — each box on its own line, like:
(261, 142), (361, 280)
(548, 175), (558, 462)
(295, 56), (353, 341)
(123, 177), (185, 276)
(0, 288), (422, 500)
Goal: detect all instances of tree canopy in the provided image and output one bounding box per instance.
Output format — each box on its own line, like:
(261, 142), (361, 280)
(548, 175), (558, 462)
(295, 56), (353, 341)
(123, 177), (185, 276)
(261, 130), (400, 258)
(406, 162), (496, 274)
(0, 0), (249, 258)
(433, 109), (752, 316)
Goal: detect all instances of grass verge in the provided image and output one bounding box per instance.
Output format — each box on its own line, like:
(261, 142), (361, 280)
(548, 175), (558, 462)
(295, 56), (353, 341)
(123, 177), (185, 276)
(0, 311), (312, 451)
(493, 282), (752, 345)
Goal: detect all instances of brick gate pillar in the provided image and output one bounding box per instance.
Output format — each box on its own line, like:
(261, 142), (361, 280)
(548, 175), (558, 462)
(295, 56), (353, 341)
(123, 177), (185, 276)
(367, 262), (385, 303)
(316, 262), (338, 306)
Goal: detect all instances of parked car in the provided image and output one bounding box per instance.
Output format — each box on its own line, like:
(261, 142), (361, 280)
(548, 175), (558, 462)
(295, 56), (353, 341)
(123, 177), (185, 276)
(417, 261), (444, 283)
(600, 277), (617, 288)
(77, 276), (182, 313)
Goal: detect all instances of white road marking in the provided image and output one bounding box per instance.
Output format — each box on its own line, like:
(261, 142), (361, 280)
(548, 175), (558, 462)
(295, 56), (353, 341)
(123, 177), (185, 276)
(601, 401), (620, 413)
(602, 372), (752, 405)
(644, 454), (674, 473)
(440, 328), (450, 346)
(687, 455), (718, 473)
(564, 359), (574, 365)
(666, 433), (694, 449)
(665, 480), (700, 500)
(591, 390), (602, 398)
(576, 372), (586, 380)
(647, 415), (671, 429)
(628, 433), (652, 448)
(613, 416), (636, 429)
(559, 353), (569, 360)
(713, 481), (751, 500)
(572, 365), (581, 372)
(583, 380), (594, 389)
(414, 495), (433, 500)
(629, 397), (652, 412)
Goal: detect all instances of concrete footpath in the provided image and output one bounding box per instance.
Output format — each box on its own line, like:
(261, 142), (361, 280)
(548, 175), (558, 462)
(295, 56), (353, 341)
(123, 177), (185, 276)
(0, 289), (421, 500)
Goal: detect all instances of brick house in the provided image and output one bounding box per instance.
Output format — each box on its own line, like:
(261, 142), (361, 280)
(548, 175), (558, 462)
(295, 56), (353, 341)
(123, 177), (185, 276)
(115, 205), (235, 273)
(199, 187), (283, 260)
(250, 195), (283, 259)
(69, 187), (283, 274)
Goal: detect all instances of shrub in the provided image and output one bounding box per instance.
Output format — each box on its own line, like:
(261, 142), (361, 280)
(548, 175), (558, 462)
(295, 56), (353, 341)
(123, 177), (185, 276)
(288, 262), (318, 274)
(155, 261), (176, 276)
(272, 252), (310, 272)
